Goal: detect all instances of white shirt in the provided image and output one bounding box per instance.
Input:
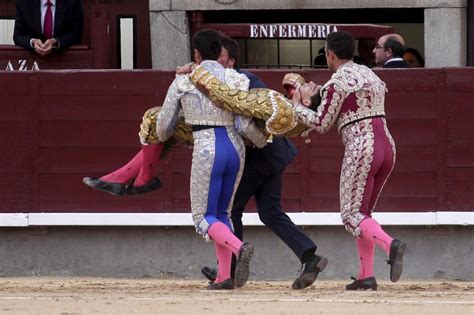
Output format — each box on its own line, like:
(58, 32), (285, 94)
(383, 57), (403, 66)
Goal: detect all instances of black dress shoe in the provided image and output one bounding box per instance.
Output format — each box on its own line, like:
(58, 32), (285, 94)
(346, 276), (378, 291)
(292, 255), (328, 290)
(126, 177), (162, 195)
(82, 177), (126, 196)
(201, 266), (217, 282)
(234, 242), (254, 288)
(388, 239), (407, 282)
(206, 278), (234, 290)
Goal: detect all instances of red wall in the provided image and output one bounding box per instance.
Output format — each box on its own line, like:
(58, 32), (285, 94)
(0, 68), (472, 213)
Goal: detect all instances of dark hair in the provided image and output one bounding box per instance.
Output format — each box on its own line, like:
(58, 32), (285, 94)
(326, 31), (355, 60)
(405, 47), (425, 67)
(192, 29), (222, 61)
(384, 38), (405, 58)
(313, 54), (327, 68)
(221, 36), (240, 65)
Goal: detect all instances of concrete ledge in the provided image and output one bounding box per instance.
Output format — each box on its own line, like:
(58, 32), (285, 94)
(148, 0), (467, 11)
(0, 225), (472, 279)
(0, 212), (472, 227)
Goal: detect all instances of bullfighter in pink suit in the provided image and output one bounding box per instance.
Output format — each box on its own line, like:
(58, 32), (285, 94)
(292, 31), (407, 290)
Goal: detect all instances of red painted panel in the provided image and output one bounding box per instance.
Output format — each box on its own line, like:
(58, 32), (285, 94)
(0, 96), (30, 121)
(440, 93), (474, 116)
(0, 68), (473, 214)
(445, 193), (474, 210)
(446, 168), (474, 193)
(37, 71), (173, 96)
(385, 93), (438, 119)
(0, 122), (31, 146)
(39, 147), (145, 173)
(447, 117), (474, 142)
(39, 122), (139, 147)
(0, 148), (31, 172)
(38, 95), (161, 121)
(0, 72), (30, 95)
(447, 142), (474, 167)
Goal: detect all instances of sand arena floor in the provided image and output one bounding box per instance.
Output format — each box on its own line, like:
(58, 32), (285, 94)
(0, 278), (472, 314)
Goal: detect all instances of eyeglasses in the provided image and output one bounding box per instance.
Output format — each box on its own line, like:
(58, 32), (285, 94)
(374, 45), (385, 50)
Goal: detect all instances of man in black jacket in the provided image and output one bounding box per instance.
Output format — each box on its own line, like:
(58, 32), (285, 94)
(13, 0), (83, 55)
(373, 33), (408, 68)
(202, 37), (327, 290)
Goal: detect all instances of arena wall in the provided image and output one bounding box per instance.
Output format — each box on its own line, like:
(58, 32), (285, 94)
(0, 68), (472, 279)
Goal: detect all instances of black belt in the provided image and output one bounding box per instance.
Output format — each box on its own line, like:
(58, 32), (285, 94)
(340, 115), (385, 130)
(191, 125), (223, 132)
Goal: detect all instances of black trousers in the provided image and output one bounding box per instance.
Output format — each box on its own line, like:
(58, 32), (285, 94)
(231, 164), (317, 262)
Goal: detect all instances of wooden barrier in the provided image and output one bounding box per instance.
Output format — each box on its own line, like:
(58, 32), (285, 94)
(0, 68), (472, 215)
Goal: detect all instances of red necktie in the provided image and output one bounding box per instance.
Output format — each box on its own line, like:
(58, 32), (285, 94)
(43, 0), (53, 39)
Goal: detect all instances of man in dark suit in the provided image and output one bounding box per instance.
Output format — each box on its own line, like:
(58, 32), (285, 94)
(373, 33), (408, 68)
(13, 0), (83, 56)
(202, 37), (327, 290)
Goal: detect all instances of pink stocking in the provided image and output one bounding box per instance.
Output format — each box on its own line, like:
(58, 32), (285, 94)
(207, 222), (243, 256)
(359, 218), (393, 256)
(356, 238), (375, 279)
(134, 143), (164, 187)
(100, 150), (143, 184)
(214, 242), (232, 283)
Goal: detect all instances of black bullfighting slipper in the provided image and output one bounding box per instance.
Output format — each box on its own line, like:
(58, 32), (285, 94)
(201, 266), (217, 282)
(292, 255), (328, 290)
(82, 177), (126, 196)
(206, 278), (234, 290)
(388, 239), (407, 282)
(126, 177), (162, 195)
(346, 276), (378, 291)
(234, 242), (254, 288)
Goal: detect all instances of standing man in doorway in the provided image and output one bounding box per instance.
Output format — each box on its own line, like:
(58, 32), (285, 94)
(373, 33), (408, 68)
(13, 0), (84, 55)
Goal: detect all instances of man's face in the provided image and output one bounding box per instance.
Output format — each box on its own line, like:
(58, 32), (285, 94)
(217, 47), (235, 69)
(373, 36), (391, 66)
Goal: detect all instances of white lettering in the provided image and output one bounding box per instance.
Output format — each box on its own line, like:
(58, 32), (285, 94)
(259, 25), (268, 38)
(269, 25), (277, 38)
(308, 25), (317, 38)
(250, 24), (258, 38)
(289, 25), (297, 38)
(317, 25), (325, 38)
(297, 25), (306, 38)
(249, 24), (337, 38)
(5, 60), (14, 71)
(278, 24), (288, 38)
(32, 61), (40, 71)
(18, 59), (27, 71)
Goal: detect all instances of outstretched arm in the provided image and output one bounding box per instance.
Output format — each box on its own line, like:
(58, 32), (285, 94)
(189, 65), (297, 135)
(292, 83), (346, 134)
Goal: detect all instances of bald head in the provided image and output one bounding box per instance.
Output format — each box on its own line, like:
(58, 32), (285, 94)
(380, 33), (405, 46)
(373, 33), (406, 66)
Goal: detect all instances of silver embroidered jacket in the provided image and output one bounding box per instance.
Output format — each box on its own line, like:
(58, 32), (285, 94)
(293, 61), (387, 134)
(155, 60), (267, 148)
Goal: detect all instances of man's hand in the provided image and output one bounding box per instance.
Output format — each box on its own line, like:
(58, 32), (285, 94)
(40, 38), (58, 55)
(176, 62), (196, 75)
(32, 39), (47, 55)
